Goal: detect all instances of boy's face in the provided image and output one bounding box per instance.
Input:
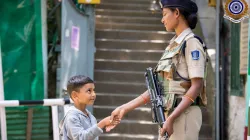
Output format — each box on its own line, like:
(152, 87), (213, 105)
(72, 83), (96, 106)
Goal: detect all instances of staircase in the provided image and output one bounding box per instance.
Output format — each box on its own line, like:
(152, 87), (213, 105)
(93, 0), (212, 140)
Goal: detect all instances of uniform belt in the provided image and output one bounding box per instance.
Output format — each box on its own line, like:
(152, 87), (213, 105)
(174, 97), (200, 108)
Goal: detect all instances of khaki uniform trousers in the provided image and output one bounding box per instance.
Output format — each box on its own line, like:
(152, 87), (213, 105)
(158, 106), (202, 140)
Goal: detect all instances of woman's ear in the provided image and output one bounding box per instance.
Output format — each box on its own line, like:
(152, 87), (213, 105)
(175, 8), (180, 17)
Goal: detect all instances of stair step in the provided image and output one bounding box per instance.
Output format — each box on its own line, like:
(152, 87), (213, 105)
(101, 0), (152, 4)
(98, 117), (211, 138)
(95, 92), (139, 106)
(96, 22), (165, 31)
(95, 48), (163, 61)
(93, 92), (159, 104)
(96, 15), (162, 25)
(94, 106), (152, 121)
(95, 39), (168, 50)
(96, 3), (150, 11)
(94, 70), (145, 83)
(100, 133), (158, 140)
(94, 59), (157, 72)
(94, 94), (211, 125)
(94, 0), (213, 139)
(96, 29), (174, 40)
(99, 119), (158, 135)
(95, 9), (162, 18)
(95, 81), (147, 94)
(100, 134), (212, 140)
(106, 126), (157, 137)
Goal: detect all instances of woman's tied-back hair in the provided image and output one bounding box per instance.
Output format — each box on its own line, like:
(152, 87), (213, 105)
(66, 75), (94, 97)
(170, 7), (198, 29)
(160, 0), (198, 29)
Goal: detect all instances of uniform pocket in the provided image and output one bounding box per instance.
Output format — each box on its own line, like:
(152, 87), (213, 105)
(163, 92), (176, 111)
(156, 60), (172, 73)
(184, 107), (202, 137)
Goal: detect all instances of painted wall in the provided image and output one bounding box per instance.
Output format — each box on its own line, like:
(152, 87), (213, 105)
(58, 0), (96, 121)
(228, 95), (246, 140)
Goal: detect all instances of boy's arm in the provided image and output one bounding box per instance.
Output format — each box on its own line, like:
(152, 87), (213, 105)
(67, 116), (103, 140)
(99, 116), (120, 132)
(97, 116), (110, 129)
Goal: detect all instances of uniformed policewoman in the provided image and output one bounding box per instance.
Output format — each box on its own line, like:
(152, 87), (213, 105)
(109, 0), (208, 139)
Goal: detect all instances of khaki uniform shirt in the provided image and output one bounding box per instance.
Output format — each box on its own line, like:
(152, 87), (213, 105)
(155, 28), (207, 110)
(162, 28), (205, 79)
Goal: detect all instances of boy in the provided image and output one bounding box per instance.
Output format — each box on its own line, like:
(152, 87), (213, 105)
(59, 75), (119, 140)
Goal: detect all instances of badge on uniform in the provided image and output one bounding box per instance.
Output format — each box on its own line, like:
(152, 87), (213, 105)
(191, 50), (200, 60)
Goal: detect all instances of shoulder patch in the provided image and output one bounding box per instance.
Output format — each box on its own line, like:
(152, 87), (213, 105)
(191, 50), (200, 60)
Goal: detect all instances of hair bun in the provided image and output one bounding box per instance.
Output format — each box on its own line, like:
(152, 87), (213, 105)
(187, 13), (198, 29)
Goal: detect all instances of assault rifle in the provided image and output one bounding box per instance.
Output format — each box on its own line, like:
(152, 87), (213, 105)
(145, 67), (169, 139)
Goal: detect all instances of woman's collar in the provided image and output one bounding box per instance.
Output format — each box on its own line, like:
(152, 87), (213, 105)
(173, 28), (192, 44)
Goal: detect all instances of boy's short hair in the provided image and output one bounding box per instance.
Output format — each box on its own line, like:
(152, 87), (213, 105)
(67, 75), (94, 97)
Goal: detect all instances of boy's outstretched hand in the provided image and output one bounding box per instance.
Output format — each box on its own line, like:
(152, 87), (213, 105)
(105, 106), (126, 132)
(105, 116), (120, 132)
(97, 116), (120, 131)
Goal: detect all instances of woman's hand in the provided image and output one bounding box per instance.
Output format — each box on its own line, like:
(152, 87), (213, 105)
(160, 117), (174, 137)
(107, 91), (149, 132)
(110, 106), (126, 121)
(97, 115), (120, 130)
(105, 116), (120, 132)
(105, 107), (126, 132)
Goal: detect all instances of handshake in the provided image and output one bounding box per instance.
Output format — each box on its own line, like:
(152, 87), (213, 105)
(98, 107), (126, 132)
(98, 67), (170, 138)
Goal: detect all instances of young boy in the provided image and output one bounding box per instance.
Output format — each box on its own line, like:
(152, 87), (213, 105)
(59, 75), (119, 140)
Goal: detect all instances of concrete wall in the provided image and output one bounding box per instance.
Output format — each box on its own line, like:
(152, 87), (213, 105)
(195, 0), (216, 70)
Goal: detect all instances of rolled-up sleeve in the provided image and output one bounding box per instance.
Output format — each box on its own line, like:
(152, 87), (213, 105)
(185, 38), (206, 79)
(66, 116), (103, 140)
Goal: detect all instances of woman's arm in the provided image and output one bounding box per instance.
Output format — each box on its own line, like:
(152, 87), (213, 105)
(160, 77), (203, 136)
(168, 78), (203, 121)
(167, 37), (206, 121)
(110, 90), (150, 120)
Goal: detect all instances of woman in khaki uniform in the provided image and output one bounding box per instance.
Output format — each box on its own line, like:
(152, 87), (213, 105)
(109, 0), (208, 139)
